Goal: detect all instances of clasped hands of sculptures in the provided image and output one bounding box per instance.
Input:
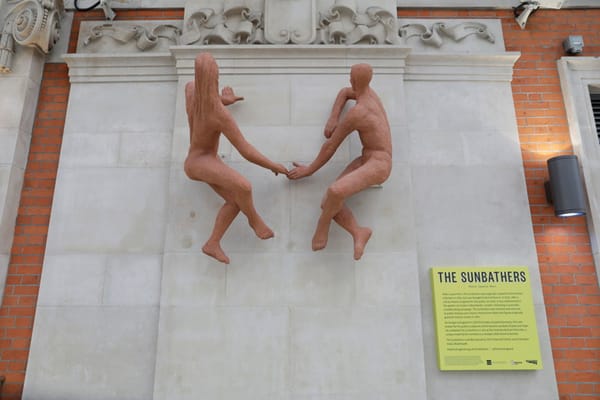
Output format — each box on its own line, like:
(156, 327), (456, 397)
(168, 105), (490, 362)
(185, 53), (392, 264)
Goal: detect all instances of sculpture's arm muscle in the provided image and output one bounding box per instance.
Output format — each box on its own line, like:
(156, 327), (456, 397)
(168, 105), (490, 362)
(324, 87), (356, 138)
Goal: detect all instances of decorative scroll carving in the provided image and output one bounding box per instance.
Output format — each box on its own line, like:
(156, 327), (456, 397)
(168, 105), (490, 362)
(83, 23), (181, 50)
(315, 0), (397, 44)
(399, 21), (494, 48)
(0, 0), (63, 73)
(181, 0), (264, 45)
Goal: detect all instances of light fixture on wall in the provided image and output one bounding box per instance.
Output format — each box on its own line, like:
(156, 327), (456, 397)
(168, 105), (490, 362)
(563, 35), (584, 55)
(545, 155), (587, 217)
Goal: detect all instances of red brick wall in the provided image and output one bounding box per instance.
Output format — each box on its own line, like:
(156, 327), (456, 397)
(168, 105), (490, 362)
(400, 8), (600, 400)
(0, 9), (183, 399)
(0, 63), (69, 399)
(0, 7), (598, 400)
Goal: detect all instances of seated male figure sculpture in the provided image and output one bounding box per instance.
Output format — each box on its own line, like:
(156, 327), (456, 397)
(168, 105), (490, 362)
(288, 63), (392, 260)
(185, 53), (288, 264)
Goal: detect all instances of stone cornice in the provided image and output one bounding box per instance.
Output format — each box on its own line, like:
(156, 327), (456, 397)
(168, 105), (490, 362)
(63, 53), (176, 82)
(559, 56), (600, 73)
(170, 45), (410, 75)
(405, 52), (521, 81)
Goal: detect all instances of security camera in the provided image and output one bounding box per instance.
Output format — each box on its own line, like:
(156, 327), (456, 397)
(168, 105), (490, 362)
(514, 2), (540, 29)
(514, 0), (564, 29)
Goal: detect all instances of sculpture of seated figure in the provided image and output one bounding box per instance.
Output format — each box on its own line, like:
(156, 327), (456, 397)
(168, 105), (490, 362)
(288, 63), (392, 260)
(184, 53), (288, 264)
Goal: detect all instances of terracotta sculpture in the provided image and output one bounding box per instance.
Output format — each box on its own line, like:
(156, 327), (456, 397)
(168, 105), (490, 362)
(288, 63), (392, 260)
(184, 53), (288, 264)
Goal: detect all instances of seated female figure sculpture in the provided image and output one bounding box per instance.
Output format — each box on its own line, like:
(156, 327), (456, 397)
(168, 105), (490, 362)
(288, 63), (392, 260)
(184, 53), (288, 264)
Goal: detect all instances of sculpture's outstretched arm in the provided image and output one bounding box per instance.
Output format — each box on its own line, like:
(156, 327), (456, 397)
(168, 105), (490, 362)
(289, 109), (357, 180)
(221, 113), (288, 176)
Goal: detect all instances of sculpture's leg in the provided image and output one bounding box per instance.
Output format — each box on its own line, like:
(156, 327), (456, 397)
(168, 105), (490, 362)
(202, 184), (241, 264)
(312, 182), (347, 251)
(231, 186), (274, 240)
(333, 206), (372, 261)
(313, 156), (377, 257)
(311, 158), (361, 251)
(211, 166), (274, 240)
(188, 157), (274, 241)
(202, 205), (239, 264)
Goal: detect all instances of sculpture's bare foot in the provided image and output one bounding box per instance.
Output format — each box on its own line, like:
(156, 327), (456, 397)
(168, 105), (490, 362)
(202, 241), (230, 264)
(312, 231), (328, 252)
(353, 227), (372, 260)
(251, 221), (274, 240)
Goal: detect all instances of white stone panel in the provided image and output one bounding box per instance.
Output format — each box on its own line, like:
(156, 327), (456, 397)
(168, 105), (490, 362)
(0, 76), (36, 129)
(160, 252), (227, 306)
(3, 128), (31, 170)
(46, 167), (168, 253)
(282, 252), (355, 307)
(290, 306), (426, 399)
(411, 166), (534, 255)
(59, 133), (120, 167)
(118, 131), (172, 167)
(223, 252), (289, 306)
(0, 165), (24, 254)
(103, 254), (162, 305)
(24, 306), (158, 400)
(355, 251), (421, 306)
(38, 253), (162, 306)
(0, 254), (8, 299)
(290, 75), (351, 126)
(153, 306), (289, 400)
(38, 254), (106, 306)
(65, 82), (176, 135)
(214, 75), (292, 126)
(404, 81), (517, 133)
(0, 130), (18, 166)
(462, 129), (523, 166)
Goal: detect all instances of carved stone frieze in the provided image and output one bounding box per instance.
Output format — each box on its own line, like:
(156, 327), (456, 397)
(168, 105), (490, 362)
(0, 0), (64, 72)
(181, 0), (264, 45)
(83, 23), (181, 51)
(316, 0), (397, 44)
(180, 0), (398, 45)
(399, 21), (495, 48)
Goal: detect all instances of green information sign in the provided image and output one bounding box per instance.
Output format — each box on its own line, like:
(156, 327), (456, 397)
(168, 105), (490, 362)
(431, 266), (542, 371)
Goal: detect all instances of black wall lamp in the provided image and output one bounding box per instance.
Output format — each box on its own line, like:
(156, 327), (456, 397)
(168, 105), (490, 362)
(545, 155), (587, 217)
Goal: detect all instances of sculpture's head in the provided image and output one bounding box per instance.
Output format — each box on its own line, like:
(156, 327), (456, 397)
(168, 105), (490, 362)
(350, 63), (372, 93)
(194, 53), (219, 98)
